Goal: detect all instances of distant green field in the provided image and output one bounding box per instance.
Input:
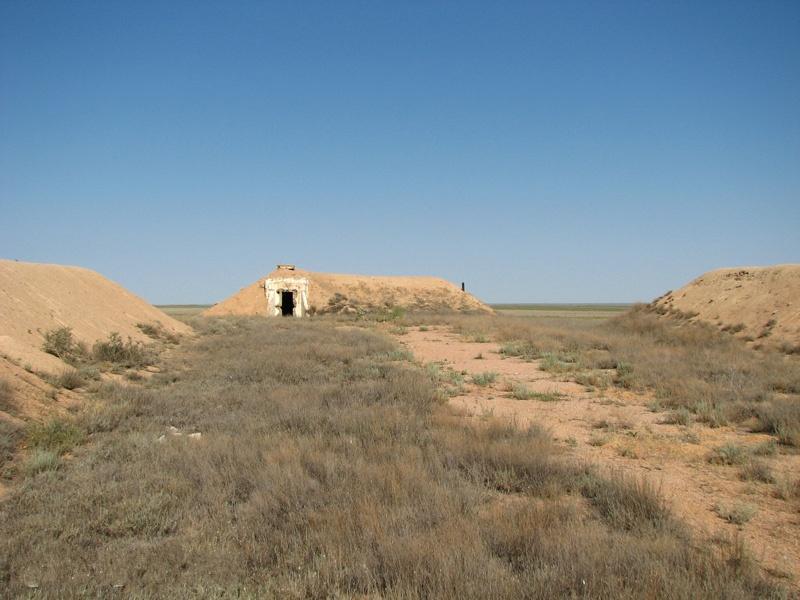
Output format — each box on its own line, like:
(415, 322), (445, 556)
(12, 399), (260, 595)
(490, 303), (633, 319)
(156, 304), (211, 319)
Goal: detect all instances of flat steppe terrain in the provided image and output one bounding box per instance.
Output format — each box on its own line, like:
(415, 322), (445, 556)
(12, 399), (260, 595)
(2, 305), (798, 597)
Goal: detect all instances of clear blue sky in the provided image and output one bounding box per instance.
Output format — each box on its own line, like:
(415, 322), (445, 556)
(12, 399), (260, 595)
(2, 1), (798, 304)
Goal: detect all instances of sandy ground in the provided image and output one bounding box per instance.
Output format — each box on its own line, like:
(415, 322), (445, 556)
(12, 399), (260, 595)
(655, 264), (800, 349)
(399, 326), (800, 590)
(205, 266), (491, 316)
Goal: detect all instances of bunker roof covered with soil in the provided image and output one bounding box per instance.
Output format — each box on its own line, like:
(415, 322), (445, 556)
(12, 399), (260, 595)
(204, 266), (492, 316)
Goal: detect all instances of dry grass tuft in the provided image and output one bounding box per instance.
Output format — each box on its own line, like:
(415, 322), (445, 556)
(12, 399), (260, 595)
(739, 460), (775, 484)
(715, 503), (757, 525)
(0, 378), (12, 411)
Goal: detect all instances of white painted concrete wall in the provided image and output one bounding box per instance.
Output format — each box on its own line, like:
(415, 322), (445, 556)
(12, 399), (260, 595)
(265, 277), (310, 317)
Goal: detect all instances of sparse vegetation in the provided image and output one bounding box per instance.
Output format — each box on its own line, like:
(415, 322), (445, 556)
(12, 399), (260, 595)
(92, 332), (153, 367)
(581, 472), (670, 532)
(511, 384), (564, 402)
(26, 418), (85, 456)
(751, 439), (778, 456)
(663, 407), (693, 426)
(471, 371), (498, 386)
(409, 306), (800, 446)
(753, 399), (800, 447)
(50, 368), (85, 390)
(708, 443), (748, 465)
(426, 363), (466, 397)
(0, 378), (12, 410)
(715, 503), (757, 525)
(24, 449), (59, 475)
(40, 327), (159, 378)
(588, 432), (610, 446)
(739, 460), (775, 484)
(0, 317), (780, 597)
(42, 326), (82, 361)
(774, 477), (800, 501)
(0, 419), (21, 474)
(136, 321), (179, 344)
(463, 331), (489, 343)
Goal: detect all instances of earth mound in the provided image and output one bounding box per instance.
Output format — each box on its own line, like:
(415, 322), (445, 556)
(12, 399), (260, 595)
(652, 264), (800, 350)
(0, 259), (191, 374)
(205, 267), (492, 316)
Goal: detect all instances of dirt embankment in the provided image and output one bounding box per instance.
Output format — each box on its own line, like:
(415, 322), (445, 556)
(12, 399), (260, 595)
(653, 265), (800, 350)
(205, 267), (492, 316)
(0, 259), (190, 420)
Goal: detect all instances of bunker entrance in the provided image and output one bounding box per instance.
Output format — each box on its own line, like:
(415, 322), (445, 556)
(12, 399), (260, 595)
(280, 291), (295, 317)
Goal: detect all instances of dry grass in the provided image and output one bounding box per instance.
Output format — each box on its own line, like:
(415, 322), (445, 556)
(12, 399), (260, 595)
(0, 378), (12, 411)
(91, 332), (153, 367)
(739, 460), (775, 484)
(0, 418), (20, 479)
(471, 371), (498, 386)
(403, 306), (800, 446)
(715, 503), (757, 525)
(48, 367), (86, 390)
(0, 317), (782, 597)
(510, 384), (564, 402)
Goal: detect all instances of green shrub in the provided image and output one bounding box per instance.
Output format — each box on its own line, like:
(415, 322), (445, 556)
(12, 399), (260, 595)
(92, 332), (152, 367)
(42, 327), (76, 359)
(27, 419), (85, 455)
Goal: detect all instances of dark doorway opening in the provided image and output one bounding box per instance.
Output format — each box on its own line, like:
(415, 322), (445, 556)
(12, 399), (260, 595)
(280, 291), (295, 317)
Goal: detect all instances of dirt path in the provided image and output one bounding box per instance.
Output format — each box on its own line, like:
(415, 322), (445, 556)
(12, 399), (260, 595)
(399, 326), (800, 589)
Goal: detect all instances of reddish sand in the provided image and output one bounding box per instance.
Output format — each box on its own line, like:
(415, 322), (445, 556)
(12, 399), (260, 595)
(205, 266), (491, 316)
(654, 265), (800, 349)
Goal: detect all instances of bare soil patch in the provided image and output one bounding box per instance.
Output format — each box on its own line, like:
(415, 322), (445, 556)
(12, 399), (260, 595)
(399, 326), (800, 588)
